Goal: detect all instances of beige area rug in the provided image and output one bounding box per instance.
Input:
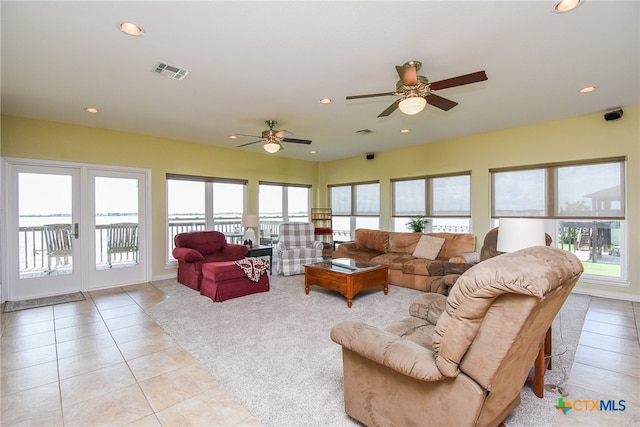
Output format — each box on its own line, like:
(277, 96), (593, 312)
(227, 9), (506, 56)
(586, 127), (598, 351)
(148, 275), (589, 427)
(2, 291), (86, 313)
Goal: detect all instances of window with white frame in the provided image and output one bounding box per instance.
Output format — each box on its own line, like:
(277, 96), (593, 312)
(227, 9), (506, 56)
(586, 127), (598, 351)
(166, 174), (247, 261)
(258, 182), (311, 244)
(491, 157), (626, 281)
(330, 182), (380, 240)
(392, 173), (471, 233)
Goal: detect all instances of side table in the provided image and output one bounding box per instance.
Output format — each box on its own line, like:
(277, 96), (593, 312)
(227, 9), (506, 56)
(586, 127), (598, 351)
(246, 245), (273, 275)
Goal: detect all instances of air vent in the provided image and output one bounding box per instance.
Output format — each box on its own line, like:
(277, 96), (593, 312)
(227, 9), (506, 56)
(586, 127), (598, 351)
(154, 62), (190, 80)
(356, 129), (374, 135)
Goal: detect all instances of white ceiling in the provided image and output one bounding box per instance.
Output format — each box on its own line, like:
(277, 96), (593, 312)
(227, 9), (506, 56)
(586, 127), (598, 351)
(2, 1), (638, 161)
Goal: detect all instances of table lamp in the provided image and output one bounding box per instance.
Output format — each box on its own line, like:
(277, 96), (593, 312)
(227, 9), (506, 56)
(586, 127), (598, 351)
(241, 214), (259, 246)
(496, 218), (546, 253)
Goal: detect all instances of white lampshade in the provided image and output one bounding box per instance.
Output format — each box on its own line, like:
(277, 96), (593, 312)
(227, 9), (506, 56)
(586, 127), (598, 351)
(398, 96), (427, 115)
(263, 141), (281, 153)
(496, 218), (546, 253)
(241, 214), (259, 228)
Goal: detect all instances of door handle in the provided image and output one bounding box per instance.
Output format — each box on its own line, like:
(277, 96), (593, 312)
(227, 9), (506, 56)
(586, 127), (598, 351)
(73, 223), (79, 239)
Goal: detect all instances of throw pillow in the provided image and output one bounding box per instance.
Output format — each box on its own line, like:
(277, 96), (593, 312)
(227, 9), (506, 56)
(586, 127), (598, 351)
(412, 235), (446, 260)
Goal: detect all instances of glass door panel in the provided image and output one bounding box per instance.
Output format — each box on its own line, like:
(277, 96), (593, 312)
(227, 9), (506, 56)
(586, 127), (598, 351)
(19, 173), (74, 277)
(8, 165), (81, 300)
(94, 177), (139, 270)
(88, 170), (146, 289)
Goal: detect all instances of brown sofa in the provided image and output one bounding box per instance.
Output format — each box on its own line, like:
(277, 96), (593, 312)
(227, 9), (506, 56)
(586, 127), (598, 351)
(332, 229), (477, 292)
(330, 246), (583, 426)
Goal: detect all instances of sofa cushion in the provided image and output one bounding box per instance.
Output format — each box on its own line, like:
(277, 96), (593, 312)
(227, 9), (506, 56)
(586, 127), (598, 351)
(413, 235), (446, 259)
(427, 261), (474, 277)
(370, 253), (416, 270)
(388, 232), (422, 254)
(401, 258), (435, 276)
(354, 229), (389, 253)
(428, 232), (476, 259)
(202, 252), (248, 263)
(336, 247), (383, 262)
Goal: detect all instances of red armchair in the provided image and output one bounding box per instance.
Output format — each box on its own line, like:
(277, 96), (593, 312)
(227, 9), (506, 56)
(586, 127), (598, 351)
(172, 231), (248, 290)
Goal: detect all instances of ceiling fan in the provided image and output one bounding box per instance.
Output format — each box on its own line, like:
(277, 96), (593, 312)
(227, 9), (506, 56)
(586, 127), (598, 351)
(346, 60), (487, 117)
(235, 120), (312, 153)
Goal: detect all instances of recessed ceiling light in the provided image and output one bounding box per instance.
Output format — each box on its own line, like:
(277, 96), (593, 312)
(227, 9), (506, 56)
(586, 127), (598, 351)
(119, 22), (144, 36)
(309, 150), (317, 154)
(554, 0), (582, 13)
(229, 135), (238, 139)
(579, 86), (597, 93)
(319, 98), (332, 104)
(400, 129), (410, 133)
(85, 107), (99, 113)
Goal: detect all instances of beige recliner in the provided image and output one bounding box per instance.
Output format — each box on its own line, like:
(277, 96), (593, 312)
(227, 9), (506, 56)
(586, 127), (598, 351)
(331, 246), (583, 427)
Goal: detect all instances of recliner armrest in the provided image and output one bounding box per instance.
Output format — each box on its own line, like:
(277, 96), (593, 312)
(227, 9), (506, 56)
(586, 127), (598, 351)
(334, 242), (357, 252)
(408, 293), (447, 324)
(330, 321), (445, 382)
(310, 241), (324, 249)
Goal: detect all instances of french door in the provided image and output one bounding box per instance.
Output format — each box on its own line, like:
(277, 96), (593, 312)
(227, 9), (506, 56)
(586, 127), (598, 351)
(4, 159), (149, 301)
(6, 164), (82, 300)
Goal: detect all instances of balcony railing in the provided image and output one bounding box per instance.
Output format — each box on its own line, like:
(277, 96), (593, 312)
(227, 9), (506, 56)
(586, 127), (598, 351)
(19, 224), (139, 275)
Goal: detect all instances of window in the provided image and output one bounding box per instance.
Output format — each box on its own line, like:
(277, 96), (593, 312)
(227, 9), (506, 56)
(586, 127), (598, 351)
(392, 173), (471, 233)
(491, 157), (626, 281)
(166, 174), (247, 261)
(259, 182), (311, 245)
(493, 169), (545, 217)
(330, 182), (380, 240)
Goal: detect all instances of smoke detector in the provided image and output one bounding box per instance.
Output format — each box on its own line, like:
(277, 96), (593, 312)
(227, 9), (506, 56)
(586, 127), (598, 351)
(153, 62), (190, 80)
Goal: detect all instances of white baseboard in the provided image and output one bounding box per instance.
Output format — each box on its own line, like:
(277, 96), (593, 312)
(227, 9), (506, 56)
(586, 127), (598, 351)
(152, 273), (177, 282)
(572, 286), (640, 302)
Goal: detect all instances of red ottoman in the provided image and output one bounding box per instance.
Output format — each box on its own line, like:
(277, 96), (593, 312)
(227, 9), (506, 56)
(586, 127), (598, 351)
(200, 260), (270, 302)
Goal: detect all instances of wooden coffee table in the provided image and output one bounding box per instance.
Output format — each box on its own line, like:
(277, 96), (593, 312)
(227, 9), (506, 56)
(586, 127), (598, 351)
(304, 258), (388, 308)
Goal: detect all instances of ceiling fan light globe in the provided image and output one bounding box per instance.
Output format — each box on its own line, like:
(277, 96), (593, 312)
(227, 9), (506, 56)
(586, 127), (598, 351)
(399, 96), (427, 115)
(263, 141), (281, 153)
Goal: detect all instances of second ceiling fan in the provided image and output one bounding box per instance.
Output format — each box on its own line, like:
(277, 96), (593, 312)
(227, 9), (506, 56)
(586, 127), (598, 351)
(236, 120), (312, 153)
(346, 60), (487, 117)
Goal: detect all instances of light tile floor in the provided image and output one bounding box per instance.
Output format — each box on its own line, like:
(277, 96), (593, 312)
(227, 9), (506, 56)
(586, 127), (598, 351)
(1, 284), (638, 426)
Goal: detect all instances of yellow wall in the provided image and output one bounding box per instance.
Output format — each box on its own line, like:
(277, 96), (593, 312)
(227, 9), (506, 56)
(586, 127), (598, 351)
(319, 107), (639, 299)
(2, 107), (638, 299)
(1, 116), (319, 279)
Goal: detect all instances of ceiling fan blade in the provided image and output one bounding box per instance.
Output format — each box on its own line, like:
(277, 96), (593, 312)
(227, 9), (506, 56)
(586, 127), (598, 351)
(426, 93), (458, 111)
(237, 139), (262, 148)
(235, 133), (262, 138)
(429, 71), (487, 91)
(346, 92), (397, 100)
(396, 63), (418, 86)
(282, 137), (312, 145)
(275, 130), (292, 138)
(378, 98), (402, 117)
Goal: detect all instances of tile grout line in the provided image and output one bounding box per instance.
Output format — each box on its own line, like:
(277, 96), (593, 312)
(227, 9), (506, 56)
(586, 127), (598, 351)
(89, 288), (164, 426)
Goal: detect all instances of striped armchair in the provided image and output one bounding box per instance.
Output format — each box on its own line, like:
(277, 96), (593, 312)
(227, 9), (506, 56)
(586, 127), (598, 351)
(276, 222), (324, 276)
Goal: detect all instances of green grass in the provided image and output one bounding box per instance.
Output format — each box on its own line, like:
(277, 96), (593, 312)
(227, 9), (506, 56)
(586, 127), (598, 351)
(581, 262), (620, 276)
